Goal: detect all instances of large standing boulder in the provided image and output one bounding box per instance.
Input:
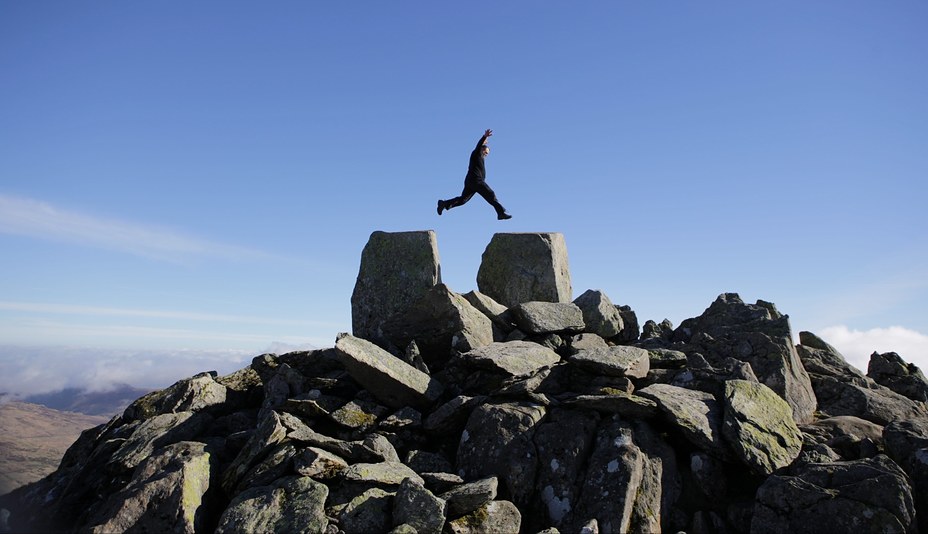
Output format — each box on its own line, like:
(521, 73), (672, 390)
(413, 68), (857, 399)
(351, 230), (441, 347)
(476, 233), (572, 307)
(751, 455), (916, 534)
(382, 284), (493, 366)
(675, 293), (817, 423)
(334, 334), (444, 409)
(722, 380), (803, 475)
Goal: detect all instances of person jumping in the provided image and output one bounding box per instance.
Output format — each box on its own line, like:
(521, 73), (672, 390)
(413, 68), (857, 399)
(437, 129), (512, 220)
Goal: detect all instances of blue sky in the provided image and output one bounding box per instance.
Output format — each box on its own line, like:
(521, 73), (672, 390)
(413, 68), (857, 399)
(1, 1), (926, 394)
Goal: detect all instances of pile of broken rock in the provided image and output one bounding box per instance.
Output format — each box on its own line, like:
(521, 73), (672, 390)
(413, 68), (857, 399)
(2, 230), (927, 534)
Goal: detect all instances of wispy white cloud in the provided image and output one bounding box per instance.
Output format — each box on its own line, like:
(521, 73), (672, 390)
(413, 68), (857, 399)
(0, 300), (336, 327)
(818, 325), (928, 373)
(0, 194), (272, 263)
(0, 340), (322, 397)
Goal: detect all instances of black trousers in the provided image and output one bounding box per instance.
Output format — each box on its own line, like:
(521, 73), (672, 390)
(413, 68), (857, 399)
(444, 179), (506, 215)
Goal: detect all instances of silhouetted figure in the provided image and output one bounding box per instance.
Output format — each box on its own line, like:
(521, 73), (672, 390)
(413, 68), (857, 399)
(437, 129), (512, 220)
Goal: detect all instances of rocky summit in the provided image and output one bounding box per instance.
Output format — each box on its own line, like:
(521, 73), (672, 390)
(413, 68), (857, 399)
(2, 230), (927, 534)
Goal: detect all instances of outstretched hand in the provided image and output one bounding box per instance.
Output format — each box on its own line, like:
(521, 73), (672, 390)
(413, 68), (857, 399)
(484, 129), (493, 138)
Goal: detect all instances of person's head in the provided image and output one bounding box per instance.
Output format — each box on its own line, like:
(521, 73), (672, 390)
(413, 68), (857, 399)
(481, 145), (490, 157)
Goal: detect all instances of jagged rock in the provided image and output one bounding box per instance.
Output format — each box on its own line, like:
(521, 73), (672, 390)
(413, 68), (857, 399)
(342, 462), (424, 488)
(638, 384), (728, 457)
(123, 371), (228, 422)
(629, 419), (680, 534)
(796, 331), (866, 378)
(800, 416), (883, 460)
(338, 487), (392, 534)
(689, 450), (727, 501)
(671, 355), (759, 397)
(85, 441), (214, 533)
(406, 450), (454, 475)
(457, 340), (561, 377)
(793, 332), (924, 427)
(457, 402), (546, 506)
(573, 290), (623, 339)
(351, 230), (441, 347)
(868, 351), (928, 402)
(261, 364), (308, 416)
(883, 420), (928, 528)
(382, 284), (494, 365)
(222, 410), (287, 494)
(422, 394), (486, 434)
(533, 408), (599, 529)
(110, 411), (212, 471)
(440, 476), (499, 517)
(806, 373), (928, 426)
(421, 472), (465, 494)
(215, 476), (329, 534)
(329, 398), (389, 433)
(568, 345), (650, 378)
(282, 412), (400, 463)
(722, 380), (802, 474)
(447, 500), (522, 534)
(477, 232), (572, 307)
(237, 442), (299, 492)
(402, 340), (430, 374)
(615, 305), (638, 339)
(574, 416), (644, 534)
(462, 290), (511, 330)
(509, 301), (585, 335)
(335, 333), (444, 409)
(677, 293), (817, 424)
(295, 447), (349, 480)
(393, 477), (447, 534)
(751, 455), (916, 534)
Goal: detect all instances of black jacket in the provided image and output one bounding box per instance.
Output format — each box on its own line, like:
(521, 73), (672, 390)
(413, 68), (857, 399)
(465, 133), (489, 182)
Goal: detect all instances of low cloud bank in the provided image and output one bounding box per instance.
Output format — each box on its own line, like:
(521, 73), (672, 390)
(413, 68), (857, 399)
(0, 342), (316, 398)
(818, 325), (928, 373)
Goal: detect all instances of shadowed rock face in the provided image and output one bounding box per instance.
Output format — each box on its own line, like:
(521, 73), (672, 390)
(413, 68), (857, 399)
(3, 230), (925, 534)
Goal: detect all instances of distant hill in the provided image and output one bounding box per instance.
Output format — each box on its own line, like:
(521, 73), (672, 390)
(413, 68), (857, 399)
(24, 384), (152, 417)
(0, 401), (109, 496)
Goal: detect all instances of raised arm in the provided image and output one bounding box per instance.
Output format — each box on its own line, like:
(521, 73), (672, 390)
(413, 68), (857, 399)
(475, 129), (493, 149)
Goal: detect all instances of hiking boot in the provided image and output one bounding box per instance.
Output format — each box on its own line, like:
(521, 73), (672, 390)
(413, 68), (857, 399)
(437, 200), (445, 215)
(497, 211), (512, 220)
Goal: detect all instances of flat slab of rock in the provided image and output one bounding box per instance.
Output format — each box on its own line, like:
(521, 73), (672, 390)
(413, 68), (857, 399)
(458, 341), (561, 377)
(568, 345), (650, 378)
(335, 334), (444, 409)
(562, 393), (659, 419)
(477, 233), (572, 307)
(722, 380), (802, 475)
(215, 476), (329, 534)
(342, 461), (424, 488)
(510, 302), (585, 334)
(351, 230), (441, 345)
(638, 384), (728, 457)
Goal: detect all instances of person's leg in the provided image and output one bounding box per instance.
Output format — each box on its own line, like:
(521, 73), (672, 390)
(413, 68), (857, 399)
(474, 181), (510, 218)
(441, 183), (477, 211)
